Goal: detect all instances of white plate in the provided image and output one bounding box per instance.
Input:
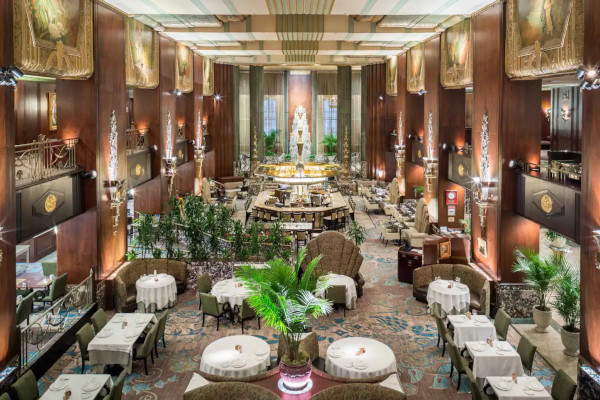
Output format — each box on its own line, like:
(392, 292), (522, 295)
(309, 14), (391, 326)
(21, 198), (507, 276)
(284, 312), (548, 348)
(97, 330), (112, 338)
(82, 381), (101, 392)
(471, 345), (486, 352)
(50, 381), (68, 391)
(329, 350), (342, 358)
(494, 382), (511, 391)
(344, 361), (353, 368)
(59, 375), (70, 381)
(330, 345), (340, 350)
(231, 358), (247, 368)
(528, 384), (544, 392)
(81, 393), (93, 399)
(125, 332), (138, 339)
(140, 276), (151, 281)
(159, 273), (168, 277)
(221, 361), (230, 368)
(353, 360), (368, 370)
(254, 348), (269, 356)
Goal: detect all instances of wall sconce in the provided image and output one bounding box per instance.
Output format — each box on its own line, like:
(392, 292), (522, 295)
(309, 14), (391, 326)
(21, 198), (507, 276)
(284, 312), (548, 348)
(377, 169), (384, 180)
(163, 111), (177, 195)
(172, 89), (182, 96)
(544, 108), (551, 122)
(105, 111), (126, 235)
(177, 123), (185, 141)
(417, 89), (427, 96)
(82, 170), (97, 179)
(395, 112), (406, 171)
(576, 65), (600, 90)
(593, 230), (600, 269)
(422, 112), (438, 193)
(561, 107), (571, 121)
(473, 111), (495, 236)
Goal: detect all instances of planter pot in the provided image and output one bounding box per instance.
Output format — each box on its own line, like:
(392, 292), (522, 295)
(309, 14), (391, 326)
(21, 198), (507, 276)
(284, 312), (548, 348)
(532, 306), (553, 333)
(327, 156), (336, 163)
(279, 357), (312, 392)
(561, 328), (580, 357)
(550, 237), (567, 248)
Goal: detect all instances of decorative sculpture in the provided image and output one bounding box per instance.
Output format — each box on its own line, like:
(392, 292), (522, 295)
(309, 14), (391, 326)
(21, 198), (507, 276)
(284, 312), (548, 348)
(289, 105), (312, 162)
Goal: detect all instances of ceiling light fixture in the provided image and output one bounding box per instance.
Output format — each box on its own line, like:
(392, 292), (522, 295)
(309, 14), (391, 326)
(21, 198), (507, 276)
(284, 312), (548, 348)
(0, 65), (24, 89)
(172, 89), (182, 96)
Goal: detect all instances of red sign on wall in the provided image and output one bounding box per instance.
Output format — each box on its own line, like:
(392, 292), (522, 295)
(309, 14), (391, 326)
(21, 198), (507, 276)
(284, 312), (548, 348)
(446, 190), (458, 205)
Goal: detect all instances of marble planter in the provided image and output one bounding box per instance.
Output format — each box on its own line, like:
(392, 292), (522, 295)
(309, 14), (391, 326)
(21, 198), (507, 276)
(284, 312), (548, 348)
(550, 237), (567, 248)
(280, 357), (312, 392)
(561, 328), (580, 357)
(532, 306), (552, 332)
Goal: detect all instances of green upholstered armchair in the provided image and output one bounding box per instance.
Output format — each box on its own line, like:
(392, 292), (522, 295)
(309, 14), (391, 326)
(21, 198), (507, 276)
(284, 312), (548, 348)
(200, 293), (230, 331)
(446, 334), (470, 391)
(0, 392), (10, 400)
(41, 273), (68, 307)
(91, 308), (108, 334)
(326, 285), (347, 317)
(551, 369), (576, 400)
(494, 308), (512, 341)
(466, 367), (495, 400)
(183, 382), (279, 400)
(134, 322), (158, 375)
(233, 299), (260, 333)
(310, 383), (406, 400)
(76, 323), (94, 373)
(41, 262), (57, 277)
(16, 292), (35, 326)
(517, 336), (537, 376)
(10, 369), (39, 400)
(197, 273), (212, 310)
(106, 370), (127, 400)
(154, 310), (168, 356)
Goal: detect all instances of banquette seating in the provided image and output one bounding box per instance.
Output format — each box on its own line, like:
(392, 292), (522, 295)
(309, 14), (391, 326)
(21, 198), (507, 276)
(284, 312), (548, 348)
(401, 198), (431, 248)
(412, 263), (491, 316)
(301, 231), (365, 297)
(114, 259), (187, 312)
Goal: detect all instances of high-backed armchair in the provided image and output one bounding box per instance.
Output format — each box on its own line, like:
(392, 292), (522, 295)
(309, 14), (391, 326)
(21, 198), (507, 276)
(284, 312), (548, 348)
(401, 198), (430, 248)
(301, 231), (365, 297)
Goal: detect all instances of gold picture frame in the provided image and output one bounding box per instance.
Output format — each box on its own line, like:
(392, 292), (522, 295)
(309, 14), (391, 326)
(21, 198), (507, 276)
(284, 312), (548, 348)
(13, 0), (94, 79)
(441, 18), (473, 88)
(505, 0), (584, 79)
(386, 56), (398, 96)
(48, 92), (57, 131)
(202, 57), (214, 96)
(175, 43), (193, 93)
(407, 43), (425, 94)
(125, 18), (159, 89)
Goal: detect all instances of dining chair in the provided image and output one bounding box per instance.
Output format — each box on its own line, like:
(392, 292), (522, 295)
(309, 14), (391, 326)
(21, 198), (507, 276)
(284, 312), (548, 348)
(91, 308), (108, 334)
(296, 231), (309, 248)
(264, 212), (272, 222)
(234, 299), (260, 333)
(16, 291), (35, 326)
(197, 273), (212, 310)
(550, 369), (577, 400)
(282, 213), (292, 222)
(134, 322), (159, 375)
(40, 273), (68, 307)
(338, 210), (346, 231)
(258, 210), (264, 221)
(324, 211), (337, 231)
(10, 369), (39, 400)
(251, 208), (258, 221)
(200, 293), (230, 331)
(494, 308), (512, 341)
(183, 382), (280, 400)
(516, 335), (537, 376)
(154, 310), (169, 357)
(293, 213), (303, 222)
(0, 393), (10, 400)
(445, 334), (469, 391)
(434, 316), (450, 357)
(106, 370), (127, 400)
(76, 323), (95, 373)
(304, 212), (314, 224)
(465, 366), (494, 400)
(325, 285), (347, 317)
(41, 261), (57, 277)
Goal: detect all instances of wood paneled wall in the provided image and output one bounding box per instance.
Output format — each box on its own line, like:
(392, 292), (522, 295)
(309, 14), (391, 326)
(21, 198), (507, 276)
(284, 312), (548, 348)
(0, 0), (18, 370)
(133, 87), (161, 178)
(550, 87), (582, 151)
(580, 0), (600, 373)
(15, 81), (56, 144)
(56, 209), (97, 283)
(471, 3), (540, 280)
(288, 73), (313, 138)
(541, 90), (551, 142)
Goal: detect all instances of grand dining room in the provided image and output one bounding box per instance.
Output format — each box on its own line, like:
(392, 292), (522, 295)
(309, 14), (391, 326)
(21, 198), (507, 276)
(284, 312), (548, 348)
(0, 0), (599, 399)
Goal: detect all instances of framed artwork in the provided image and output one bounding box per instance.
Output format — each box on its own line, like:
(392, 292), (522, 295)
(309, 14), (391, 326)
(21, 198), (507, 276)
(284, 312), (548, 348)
(386, 56), (398, 96)
(175, 43), (193, 93)
(48, 92), (57, 131)
(13, 0), (93, 79)
(407, 43), (425, 94)
(441, 18), (473, 88)
(477, 237), (488, 258)
(125, 18), (159, 89)
(505, 0), (583, 78)
(439, 241), (451, 260)
(202, 57), (214, 96)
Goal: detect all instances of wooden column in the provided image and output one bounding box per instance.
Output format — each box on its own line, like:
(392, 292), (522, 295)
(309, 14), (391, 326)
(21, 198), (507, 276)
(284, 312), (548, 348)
(472, 3), (540, 281)
(337, 66), (352, 159)
(550, 87), (582, 151)
(249, 66), (264, 162)
(0, 0), (18, 369)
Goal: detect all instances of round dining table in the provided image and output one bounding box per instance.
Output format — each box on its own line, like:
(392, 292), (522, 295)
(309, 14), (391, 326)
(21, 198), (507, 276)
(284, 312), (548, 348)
(316, 273), (358, 309)
(211, 278), (250, 308)
(324, 337), (397, 379)
(199, 335), (271, 378)
(135, 273), (177, 313)
(426, 279), (471, 316)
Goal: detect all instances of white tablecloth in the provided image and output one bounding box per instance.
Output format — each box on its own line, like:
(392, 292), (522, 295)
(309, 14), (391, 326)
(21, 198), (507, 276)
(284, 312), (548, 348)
(136, 274), (177, 313)
(88, 313), (157, 373)
(448, 315), (497, 347)
(316, 274), (357, 309)
(325, 337), (397, 379)
(427, 280), (470, 316)
(486, 377), (552, 400)
(466, 341), (525, 379)
(212, 279), (250, 308)
(41, 374), (112, 400)
(199, 335), (270, 378)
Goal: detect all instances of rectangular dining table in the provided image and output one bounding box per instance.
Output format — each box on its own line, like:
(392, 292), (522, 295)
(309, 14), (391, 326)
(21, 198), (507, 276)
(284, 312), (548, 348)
(465, 341), (525, 379)
(88, 313), (157, 373)
(40, 374), (112, 400)
(448, 314), (497, 347)
(485, 376), (552, 400)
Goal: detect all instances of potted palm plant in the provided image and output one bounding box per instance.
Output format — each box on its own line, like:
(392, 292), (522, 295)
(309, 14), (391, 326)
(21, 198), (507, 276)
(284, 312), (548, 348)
(235, 249), (332, 392)
(552, 265), (580, 356)
(321, 134), (337, 162)
(347, 220), (367, 247)
(512, 248), (563, 332)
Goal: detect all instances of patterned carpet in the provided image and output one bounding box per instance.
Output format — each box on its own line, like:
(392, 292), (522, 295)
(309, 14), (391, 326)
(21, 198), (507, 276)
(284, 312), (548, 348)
(38, 212), (556, 399)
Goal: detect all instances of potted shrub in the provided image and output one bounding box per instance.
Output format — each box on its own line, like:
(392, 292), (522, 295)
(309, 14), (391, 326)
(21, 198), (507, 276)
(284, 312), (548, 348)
(264, 129), (280, 157)
(552, 265), (580, 356)
(544, 230), (567, 249)
(321, 133), (337, 162)
(512, 248), (563, 332)
(347, 220), (367, 247)
(235, 250), (332, 392)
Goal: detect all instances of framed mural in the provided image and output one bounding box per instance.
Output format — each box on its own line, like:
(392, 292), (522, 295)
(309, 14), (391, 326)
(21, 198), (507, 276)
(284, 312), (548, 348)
(13, 0), (93, 79)
(48, 92), (57, 131)
(202, 57), (214, 96)
(175, 43), (193, 93)
(441, 18), (473, 88)
(407, 43), (425, 94)
(505, 0), (583, 79)
(386, 56), (398, 96)
(125, 18), (159, 89)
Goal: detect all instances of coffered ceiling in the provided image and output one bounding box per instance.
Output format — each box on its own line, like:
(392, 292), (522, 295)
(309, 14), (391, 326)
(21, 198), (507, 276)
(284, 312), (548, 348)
(103, 0), (499, 66)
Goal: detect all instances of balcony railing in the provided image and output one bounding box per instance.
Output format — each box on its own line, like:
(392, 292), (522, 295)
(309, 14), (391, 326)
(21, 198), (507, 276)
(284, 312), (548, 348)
(126, 126), (149, 154)
(518, 160), (581, 185)
(15, 135), (79, 186)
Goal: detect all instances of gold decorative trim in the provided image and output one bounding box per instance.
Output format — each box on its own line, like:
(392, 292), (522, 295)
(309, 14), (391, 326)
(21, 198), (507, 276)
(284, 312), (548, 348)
(13, 0), (94, 79)
(505, 0), (584, 79)
(440, 18), (473, 89)
(125, 18), (159, 89)
(407, 43), (425, 94)
(541, 194), (553, 214)
(202, 57), (215, 96)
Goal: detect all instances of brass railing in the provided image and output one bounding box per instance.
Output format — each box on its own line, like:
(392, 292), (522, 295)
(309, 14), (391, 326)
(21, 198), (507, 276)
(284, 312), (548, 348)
(19, 270), (94, 370)
(15, 135), (78, 184)
(520, 160), (582, 184)
(126, 126), (148, 154)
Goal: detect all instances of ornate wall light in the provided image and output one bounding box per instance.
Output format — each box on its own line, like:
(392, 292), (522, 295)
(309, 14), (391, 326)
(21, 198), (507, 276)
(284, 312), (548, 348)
(163, 111), (177, 195)
(395, 112), (406, 182)
(105, 111), (126, 235)
(195, 110), (205, 172)
(0, 226), (3, 266)
(472, 111), (495, 235)
(422, 112), (438, 193)
(545, 108), (551, 122)
(561, 107), (571, 121)
(593, 230), (600, 269)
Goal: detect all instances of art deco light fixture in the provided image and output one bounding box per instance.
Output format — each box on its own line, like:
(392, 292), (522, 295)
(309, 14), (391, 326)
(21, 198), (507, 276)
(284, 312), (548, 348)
(423, 112), (438, 192)
(395, 112), (406, 170)
(593, 230), (600, 269)
(194, 110), (205, 173)
(472, 111), (494, 234)
(105, 111), (126, 235)
(163, 111), (177, 194)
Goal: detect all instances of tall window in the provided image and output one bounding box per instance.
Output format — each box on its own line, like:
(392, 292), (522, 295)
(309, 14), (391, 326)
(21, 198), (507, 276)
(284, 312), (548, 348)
(322, 96), (338, 137)
(264, 96), (277, 134)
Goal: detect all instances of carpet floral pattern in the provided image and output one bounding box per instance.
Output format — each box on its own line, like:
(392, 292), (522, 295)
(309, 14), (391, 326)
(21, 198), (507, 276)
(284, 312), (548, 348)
(39, 212), (556, 399)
